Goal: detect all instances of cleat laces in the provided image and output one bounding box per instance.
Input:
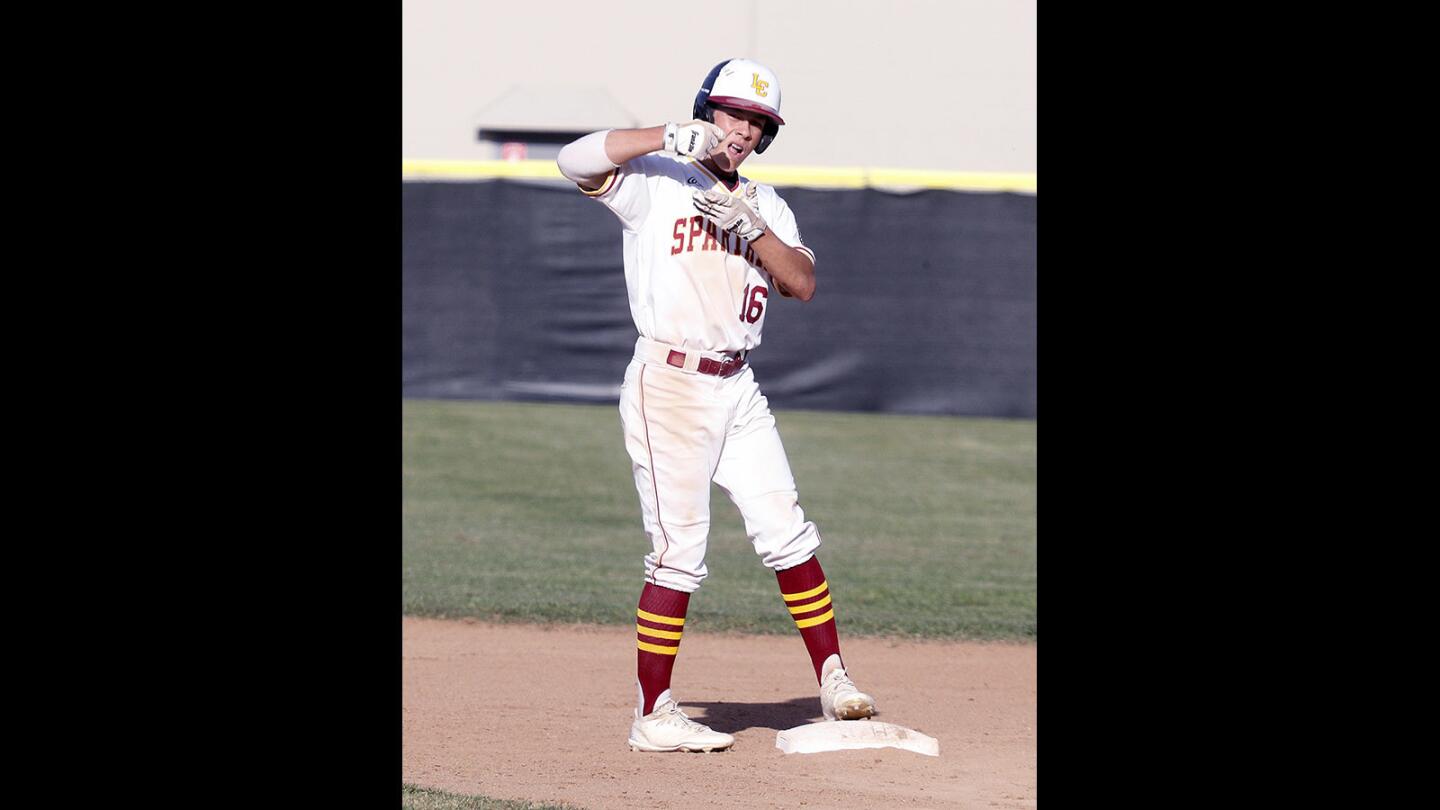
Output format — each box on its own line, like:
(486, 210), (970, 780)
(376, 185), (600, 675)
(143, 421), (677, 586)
(825, 667), (858, 695)
(653, 701), (707, 731)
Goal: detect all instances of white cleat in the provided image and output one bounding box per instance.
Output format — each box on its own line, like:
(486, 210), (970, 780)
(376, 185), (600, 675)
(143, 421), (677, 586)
(820, 665), (877, 721)
(628, 698), (735, 753)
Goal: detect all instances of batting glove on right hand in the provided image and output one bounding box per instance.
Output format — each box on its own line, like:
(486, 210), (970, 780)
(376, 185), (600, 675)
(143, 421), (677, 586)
(663, 120), (726, 158)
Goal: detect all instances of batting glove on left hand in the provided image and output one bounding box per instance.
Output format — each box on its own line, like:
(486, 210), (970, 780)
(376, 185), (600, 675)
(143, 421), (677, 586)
(692, 184), (767, 242)
(664, 120), (726, 158)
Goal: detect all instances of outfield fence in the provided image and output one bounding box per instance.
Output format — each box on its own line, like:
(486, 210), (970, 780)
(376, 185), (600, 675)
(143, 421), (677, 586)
(403, 173), (1035, 418)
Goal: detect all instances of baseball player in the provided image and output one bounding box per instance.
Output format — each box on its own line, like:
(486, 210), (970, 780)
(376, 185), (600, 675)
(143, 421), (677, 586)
(557, 58), (875, 753)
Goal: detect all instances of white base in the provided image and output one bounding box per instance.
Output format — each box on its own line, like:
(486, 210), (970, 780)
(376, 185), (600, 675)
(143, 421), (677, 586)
(775, 720), (940, 757)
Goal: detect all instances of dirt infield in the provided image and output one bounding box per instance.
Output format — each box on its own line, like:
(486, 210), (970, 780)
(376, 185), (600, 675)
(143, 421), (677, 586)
(403, 617), (1036, 809)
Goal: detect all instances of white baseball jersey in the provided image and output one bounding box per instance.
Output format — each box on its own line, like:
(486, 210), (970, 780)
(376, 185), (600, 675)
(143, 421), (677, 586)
(574, 149), (824, 596)
(581, 153), (816, 355)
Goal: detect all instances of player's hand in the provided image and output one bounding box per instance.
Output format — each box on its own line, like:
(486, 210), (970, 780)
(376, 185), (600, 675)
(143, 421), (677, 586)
(692, 184), (767, 241)
(663, 120), (726, 158)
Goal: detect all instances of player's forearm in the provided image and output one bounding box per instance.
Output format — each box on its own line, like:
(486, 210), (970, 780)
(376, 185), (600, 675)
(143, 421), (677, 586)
(751, 234), (816, 301)
(557, 127), (668, 189)
(603, 126), (667, 165)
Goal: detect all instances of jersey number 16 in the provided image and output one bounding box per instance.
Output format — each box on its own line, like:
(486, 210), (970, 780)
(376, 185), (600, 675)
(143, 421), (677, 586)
(740, 285), (768, 324)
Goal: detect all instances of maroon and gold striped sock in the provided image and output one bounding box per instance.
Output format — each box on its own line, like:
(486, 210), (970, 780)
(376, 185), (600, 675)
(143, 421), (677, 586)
(635, 582), (690, 716)
(776, 555), (843, 683)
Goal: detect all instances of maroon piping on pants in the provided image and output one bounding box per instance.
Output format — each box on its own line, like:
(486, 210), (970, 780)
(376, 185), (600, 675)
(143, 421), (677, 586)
(639, 365), (673, 573)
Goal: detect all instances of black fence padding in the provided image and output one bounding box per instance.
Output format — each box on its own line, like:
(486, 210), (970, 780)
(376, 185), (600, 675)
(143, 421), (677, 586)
(403, 180), (1035, 418)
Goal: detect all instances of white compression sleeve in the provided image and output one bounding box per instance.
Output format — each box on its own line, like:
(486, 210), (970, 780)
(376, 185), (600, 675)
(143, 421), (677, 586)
(556, 129), (619, 184)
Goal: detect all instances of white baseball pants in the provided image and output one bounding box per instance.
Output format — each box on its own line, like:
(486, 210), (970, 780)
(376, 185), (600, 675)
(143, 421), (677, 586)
(618, 338), (821, 593)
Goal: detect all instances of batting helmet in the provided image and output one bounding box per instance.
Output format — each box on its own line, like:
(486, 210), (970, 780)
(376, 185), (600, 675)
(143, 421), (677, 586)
(692, 58), (784, 154)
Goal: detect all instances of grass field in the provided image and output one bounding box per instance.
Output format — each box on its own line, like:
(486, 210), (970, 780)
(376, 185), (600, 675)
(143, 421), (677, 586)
(402, 399), (1035, 641)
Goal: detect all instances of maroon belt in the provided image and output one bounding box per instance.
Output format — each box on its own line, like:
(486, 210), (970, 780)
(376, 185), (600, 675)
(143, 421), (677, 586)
(667, 349), (746, 378)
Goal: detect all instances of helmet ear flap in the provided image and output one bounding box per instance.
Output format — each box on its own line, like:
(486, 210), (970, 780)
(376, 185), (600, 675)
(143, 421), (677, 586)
(755, 120), (778, 154)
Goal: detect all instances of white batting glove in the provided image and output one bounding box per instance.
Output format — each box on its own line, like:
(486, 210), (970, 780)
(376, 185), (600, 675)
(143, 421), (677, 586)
(663, 120), (726, 158)
(692, 184), (767, 242)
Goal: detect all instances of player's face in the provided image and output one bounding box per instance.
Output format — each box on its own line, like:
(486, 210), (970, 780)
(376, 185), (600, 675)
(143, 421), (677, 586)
(709, 105), (770, 171)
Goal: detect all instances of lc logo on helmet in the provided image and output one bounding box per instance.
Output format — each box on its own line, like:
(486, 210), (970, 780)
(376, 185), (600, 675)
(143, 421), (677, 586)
(751, 73), (769, 97)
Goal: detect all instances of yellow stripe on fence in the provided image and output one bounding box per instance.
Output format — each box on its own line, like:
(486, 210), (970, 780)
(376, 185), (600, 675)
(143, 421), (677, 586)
(402, 159), (1035, 193)
(402, 159), (564, 180)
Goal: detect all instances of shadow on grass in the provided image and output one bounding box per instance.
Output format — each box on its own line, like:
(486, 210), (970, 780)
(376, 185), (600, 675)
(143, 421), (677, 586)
(683, 696), (822, 733)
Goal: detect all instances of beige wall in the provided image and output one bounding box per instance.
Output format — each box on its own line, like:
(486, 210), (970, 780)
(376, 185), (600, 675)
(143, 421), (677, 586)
(403, 0), (1035, 173)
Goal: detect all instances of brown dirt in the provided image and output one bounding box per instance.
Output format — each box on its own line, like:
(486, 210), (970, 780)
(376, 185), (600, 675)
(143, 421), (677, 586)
(403, 617), (1036, 809)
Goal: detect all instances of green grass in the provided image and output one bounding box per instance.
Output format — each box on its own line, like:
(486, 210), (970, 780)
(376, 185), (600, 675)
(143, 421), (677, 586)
(402, 784), (579, 810)
(402, 399), (1035, 641)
